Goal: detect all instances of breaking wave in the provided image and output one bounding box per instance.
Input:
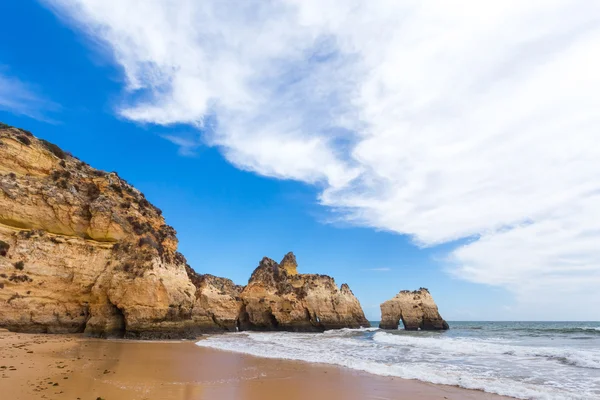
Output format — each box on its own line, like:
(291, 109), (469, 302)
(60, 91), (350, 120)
(196, 322), (600, 399)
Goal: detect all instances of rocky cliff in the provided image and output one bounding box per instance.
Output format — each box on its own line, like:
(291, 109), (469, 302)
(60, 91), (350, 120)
(0, 125), (202, 338)
(379, 288), (449, 330)
(0, 124), (369, 337)
(239, 252), (370, 331)
(186, 266), (244, 332)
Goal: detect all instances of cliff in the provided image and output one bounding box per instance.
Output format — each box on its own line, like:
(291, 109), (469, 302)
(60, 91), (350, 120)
(186, 266), (244, 331)
(379, 288), (449, 330)
(0, 125), (202, 338)
(239, 252), (370, 331)
(0, 124), (370, 337)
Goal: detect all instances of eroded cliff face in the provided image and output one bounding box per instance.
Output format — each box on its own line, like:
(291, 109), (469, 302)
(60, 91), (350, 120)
(0, 126), (199, 338)
(379, 288), (449, 330)
(239, 252), (370, 331)
(186, 266), (243, 331)
(0, 124), (371, 337)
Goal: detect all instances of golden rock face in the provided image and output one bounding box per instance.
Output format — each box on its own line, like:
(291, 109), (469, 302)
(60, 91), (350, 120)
(279, 251), (298, 275)
(239, 254), (370, 331)
(0, 125), (370, 337)
(379, 288), (449, 330)
(0, 127), (197, 338)
(0, 131), (56, 177)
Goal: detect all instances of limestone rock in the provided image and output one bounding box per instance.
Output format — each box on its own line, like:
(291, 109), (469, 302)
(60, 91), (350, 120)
(239, 253), (370, 331)
(0, 126), (197, 338)
(0, 124), (372, 337)
(379, 288), (449, 330)
(280, 251), (298, 275)
(186, 266), (243, 331)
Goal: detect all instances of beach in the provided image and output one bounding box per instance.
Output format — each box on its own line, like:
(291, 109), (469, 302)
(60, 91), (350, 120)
(0, 330), (508, 400)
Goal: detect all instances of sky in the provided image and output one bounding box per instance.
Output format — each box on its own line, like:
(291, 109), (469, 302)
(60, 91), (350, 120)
(1, 0), (599, 321)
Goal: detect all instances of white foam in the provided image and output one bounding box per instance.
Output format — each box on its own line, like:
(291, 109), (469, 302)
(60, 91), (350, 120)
(372, 331), (600, 369)
(322, 326), (379, 335)
(581, 327), (600, 331)
(195, 329), (600, 400)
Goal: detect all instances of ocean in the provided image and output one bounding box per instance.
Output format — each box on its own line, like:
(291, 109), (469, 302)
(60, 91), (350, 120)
(196, 321), (600, 399)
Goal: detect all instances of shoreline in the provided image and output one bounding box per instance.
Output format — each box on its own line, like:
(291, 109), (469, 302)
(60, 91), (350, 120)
(0, 330), (512, 400)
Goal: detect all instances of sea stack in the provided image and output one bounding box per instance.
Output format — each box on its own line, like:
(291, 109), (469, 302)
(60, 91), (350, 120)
(239, 252), (370, 331)
(379, 288), (449, 330)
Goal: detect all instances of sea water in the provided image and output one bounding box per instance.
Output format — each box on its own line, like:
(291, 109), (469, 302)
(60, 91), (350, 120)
(196, 321), (600, 399)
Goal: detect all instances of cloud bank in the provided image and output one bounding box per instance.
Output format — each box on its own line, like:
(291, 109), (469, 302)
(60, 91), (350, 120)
(44, 0), (600, 316)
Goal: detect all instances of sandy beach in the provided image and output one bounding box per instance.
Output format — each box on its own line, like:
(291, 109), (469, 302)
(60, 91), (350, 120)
(0, 330), (511, 400)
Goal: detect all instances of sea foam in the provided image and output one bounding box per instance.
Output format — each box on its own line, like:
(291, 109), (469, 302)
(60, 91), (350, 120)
(196, 324), (600, 399)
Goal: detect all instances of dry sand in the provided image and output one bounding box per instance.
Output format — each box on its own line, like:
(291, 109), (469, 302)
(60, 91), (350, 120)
(0, 329), (511, 400)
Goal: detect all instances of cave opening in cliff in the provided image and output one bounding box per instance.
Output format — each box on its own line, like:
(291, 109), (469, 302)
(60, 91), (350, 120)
(267, 311), (280, 330)
(236, 305), (251, 331)
(109, 303), (127, 338)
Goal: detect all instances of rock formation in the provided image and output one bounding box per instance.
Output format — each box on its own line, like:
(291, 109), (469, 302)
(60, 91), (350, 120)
(0, 125), (202, 338)
(0, 123), (370, 337)
(239, 252), (370, 331)
(186, 266), (244, 332)
(379, 288), (449, 330)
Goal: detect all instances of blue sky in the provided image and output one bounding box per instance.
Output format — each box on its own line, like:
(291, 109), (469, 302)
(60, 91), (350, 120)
(1, 1), (599, 321)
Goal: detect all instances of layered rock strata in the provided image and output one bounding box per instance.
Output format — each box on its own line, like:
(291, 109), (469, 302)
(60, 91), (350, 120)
(0, 124), (370, 337)
(379, 288), (449, 330)
(239, 252), (370, 331)
(186, 266), (244, 332)
(0, 125), (198, 338)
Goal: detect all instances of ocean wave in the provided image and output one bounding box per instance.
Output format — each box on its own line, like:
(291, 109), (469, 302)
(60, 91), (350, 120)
(196, 331), (598, 400)
(322, 326), (379, 335)
(372, 331), (600, 369)
(522, 327), (600, 336)
(457, 325), (600, 335)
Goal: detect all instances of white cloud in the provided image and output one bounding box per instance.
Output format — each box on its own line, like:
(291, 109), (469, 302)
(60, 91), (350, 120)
(0, 69), (55, 119)
(160, 134), (201, 157)
(44, 0), (600, 317)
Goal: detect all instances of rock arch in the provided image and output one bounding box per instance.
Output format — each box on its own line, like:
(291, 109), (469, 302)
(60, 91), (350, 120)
(379, 288), (449, 330)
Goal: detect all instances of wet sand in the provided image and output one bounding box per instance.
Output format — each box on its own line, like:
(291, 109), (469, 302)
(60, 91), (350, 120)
(0, 329), (511, 400)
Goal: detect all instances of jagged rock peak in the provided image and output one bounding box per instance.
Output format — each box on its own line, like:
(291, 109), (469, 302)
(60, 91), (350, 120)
(340, 283), (353, 295)
(240, 253), (370, 331)
(247, 256), (280, 286)
(379, 288), (449, 331)
(280, 252), (298, 275)
(247, 252), (298, 285)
